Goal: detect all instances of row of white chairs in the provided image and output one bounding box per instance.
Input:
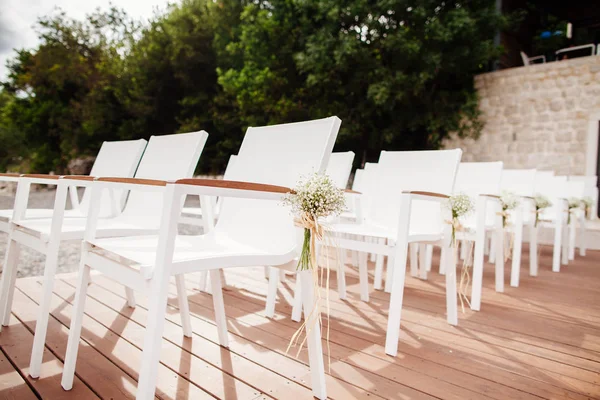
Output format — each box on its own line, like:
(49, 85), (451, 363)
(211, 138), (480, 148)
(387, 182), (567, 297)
(0, 117), (597, 399)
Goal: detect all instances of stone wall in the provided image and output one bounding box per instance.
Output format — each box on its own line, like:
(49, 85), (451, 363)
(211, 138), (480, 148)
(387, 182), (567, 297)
(444, 56), (600, 175)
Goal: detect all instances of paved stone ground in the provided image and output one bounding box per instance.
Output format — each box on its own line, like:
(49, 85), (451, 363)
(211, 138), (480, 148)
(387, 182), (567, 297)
(0, 189), (202, 278)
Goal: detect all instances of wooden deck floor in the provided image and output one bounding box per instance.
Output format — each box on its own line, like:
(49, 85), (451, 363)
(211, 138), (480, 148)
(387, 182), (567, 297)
(0, 244), (599, 399)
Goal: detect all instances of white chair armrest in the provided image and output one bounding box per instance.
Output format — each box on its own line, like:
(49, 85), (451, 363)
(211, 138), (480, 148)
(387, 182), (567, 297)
(403, 190), (449, 203)
(0, 173), (21, 182)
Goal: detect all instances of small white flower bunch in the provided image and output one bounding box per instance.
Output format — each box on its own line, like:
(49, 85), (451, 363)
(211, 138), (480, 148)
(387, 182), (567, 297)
(533, 194), (552, 227)
(447, 193), (475, 220)
(446, 193), (474, 245)
(500, 191), (519, 227)
(582, 196), (594, 219)
(568, 197), (581, 210)
(283, 173), (346, 219)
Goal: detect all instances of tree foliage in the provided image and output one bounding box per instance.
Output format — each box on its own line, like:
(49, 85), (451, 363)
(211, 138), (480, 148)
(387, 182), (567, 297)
(0, 0), (512, 173)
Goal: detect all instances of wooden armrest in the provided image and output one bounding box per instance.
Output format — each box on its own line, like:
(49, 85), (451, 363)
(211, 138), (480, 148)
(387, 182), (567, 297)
(403, 190), (449, 199)
(97, 177), (168, 187)
(61, 175), (95, 182)
(22, 174), (60, 180)
(176, 178), (293, 194)
(520, 195), (535, 200)
(0, 173), (20, 177)
(480, 193), (500, 199)
(345, 189), (362, 195)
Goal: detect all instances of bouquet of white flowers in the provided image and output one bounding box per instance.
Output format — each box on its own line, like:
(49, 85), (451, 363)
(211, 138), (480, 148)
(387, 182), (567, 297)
(582, 196), (594, 219)
(283, 173), (346, 270)
(499, 191), (519, 228)
(567, 197), (581, 224)
(534, 194), (552, 227)
(446, 193), (474, 245)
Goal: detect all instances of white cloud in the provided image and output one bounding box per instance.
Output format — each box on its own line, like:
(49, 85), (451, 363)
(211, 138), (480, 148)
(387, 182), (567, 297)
(0, 0), (174, 79)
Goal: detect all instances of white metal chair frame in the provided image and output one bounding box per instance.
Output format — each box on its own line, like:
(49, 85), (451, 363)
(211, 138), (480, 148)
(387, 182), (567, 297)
(0, 132), (207, 380)
(60, 116), (341, 400)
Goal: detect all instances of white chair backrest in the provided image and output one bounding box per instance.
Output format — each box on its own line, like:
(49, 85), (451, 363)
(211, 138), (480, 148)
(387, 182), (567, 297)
(369, 149), (462, 236)
(352, 169), (364, 192)
(222, 155), (237, 180)
(454, 162), (504, 197)
(81, 139), (147, 215)
(325, 151), (355, 189)
(569, 175), (598, 199)
(215, 117), (340, 253)
(564, 179), (586, 199)
(122, 132), (208, 217)
(500, 169), (537, 197)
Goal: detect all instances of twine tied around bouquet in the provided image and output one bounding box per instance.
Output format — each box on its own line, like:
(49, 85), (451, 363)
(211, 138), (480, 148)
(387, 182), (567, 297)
(445, 218), (472, 312)
(286, 214), (333, 370)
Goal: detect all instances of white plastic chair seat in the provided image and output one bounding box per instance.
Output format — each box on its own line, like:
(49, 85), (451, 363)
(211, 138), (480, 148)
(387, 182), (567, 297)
(89, 231), (297, 279)
(13, 215), (161, 242)
(0, 208), (86, 224)
(330, 221), (443, 242)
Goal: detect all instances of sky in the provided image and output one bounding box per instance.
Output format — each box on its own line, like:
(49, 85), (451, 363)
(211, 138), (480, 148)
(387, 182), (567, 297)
(0, 0), (173, 79)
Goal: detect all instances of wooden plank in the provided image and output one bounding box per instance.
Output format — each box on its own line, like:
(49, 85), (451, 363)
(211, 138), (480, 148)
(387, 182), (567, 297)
(15, 279), (212, 400)
(0, 348), (38, 400)
(0, 313), (98, 399)
(217, 267), (600, 399)
(64, 276), (396, 400)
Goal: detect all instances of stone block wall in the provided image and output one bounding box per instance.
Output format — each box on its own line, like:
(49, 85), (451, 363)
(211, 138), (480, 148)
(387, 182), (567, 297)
(444, 56), (600, 175)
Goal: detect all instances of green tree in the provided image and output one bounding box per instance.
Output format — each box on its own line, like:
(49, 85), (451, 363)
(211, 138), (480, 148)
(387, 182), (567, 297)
(218, 0), (510, 166)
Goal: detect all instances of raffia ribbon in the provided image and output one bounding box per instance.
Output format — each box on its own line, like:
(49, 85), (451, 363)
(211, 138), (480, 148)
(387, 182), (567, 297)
(286, 215), (333, 371)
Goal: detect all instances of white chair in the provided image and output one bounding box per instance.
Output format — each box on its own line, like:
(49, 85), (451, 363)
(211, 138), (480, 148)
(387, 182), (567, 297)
(534, 171), (569, 272)
(0, 132), (208, 379)
(442, 162), (504, 312)
(0, 140), (148, 235)
(569, 175), (598, 256)
(60, 116), (341, 400)
(499, 169), (538, 284)
(520, 51), (546, 66)
(179, 154), (238, 227)
(326, 149), (462, 357)
(564, 179), (586, 261)
(326, 151), (355, 189)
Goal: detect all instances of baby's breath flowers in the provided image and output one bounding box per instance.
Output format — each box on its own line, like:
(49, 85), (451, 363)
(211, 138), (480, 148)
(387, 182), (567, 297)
(567, 197), (582, 224)
(283, 173), (346, 270)
(499, 191), (519, 227)
(446, 193), (474, 245)
(534, 194), (552, 227)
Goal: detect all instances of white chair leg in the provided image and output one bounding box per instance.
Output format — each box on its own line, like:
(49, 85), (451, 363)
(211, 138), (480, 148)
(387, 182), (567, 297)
(529, 224), (538, 276)
(369, 237), (376, 262)
(418, 244), (428, 280)
(494, 224), (504, 293)
(29, 240), (61, 378)
(552, 218), (563, 272)
(561, 224), (569, 266)
(263, 266), (270, 279)
(488, 234), (496, 263)
(336, 247), (347, 300)
(198, 270), (209, 293)
(444, 244), (458, 326)
(265, 267), (279, 318)
(470, 196), (487, 311)
(175, 275), (192, 337)
(484, 235), (490, 256)
(298, 269), (326, 400)
(291, 276), (302, 322)
(579, 213), (586, 256)
(61, 264), (91, 390)
(373, 239), (385, 290)
(568, 218), (576, 261)
(510, 211), (523, 287)
(409, 243), (418, 277)
(439, 246), (447, 276)
(459, 240), (467, 260)
(0, 239), (21, 327)
(425, 245), (433, 272)
(384, 252), (395, 293)
(385, 194), (411, 357)
(210, 269), (229, 348)
(358, 252), (369, 302)
(125, 287), (136, 308)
